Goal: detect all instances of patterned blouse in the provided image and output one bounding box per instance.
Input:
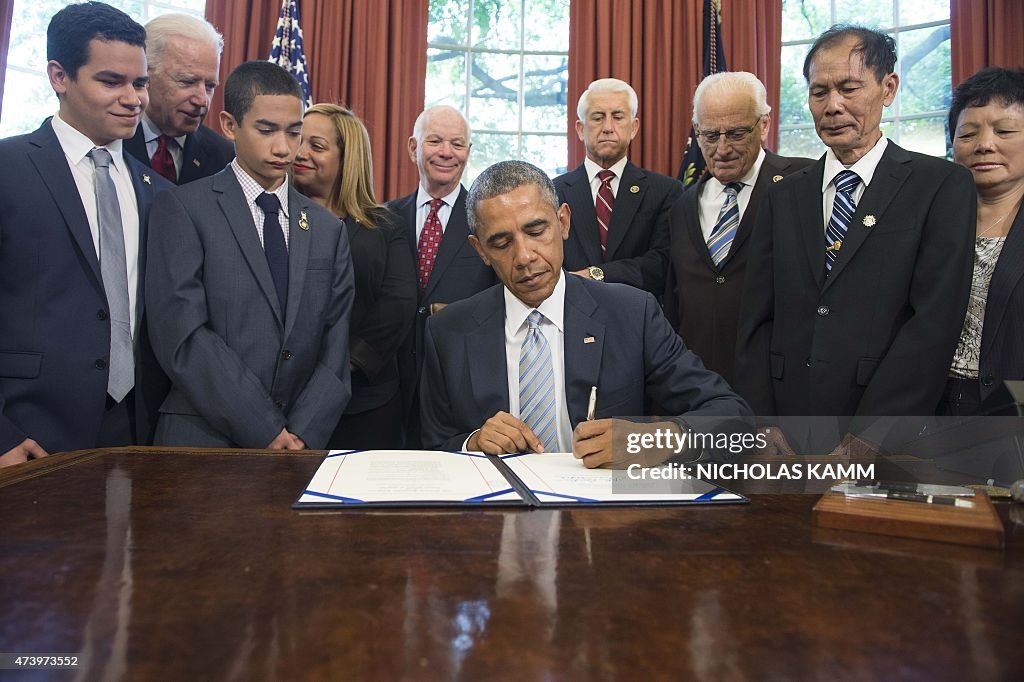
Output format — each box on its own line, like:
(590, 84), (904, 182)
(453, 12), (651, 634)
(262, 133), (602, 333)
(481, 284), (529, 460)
(949, 236), (1007, 379)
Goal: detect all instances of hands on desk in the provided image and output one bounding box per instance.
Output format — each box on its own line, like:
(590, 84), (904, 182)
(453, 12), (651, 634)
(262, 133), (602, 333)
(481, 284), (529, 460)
(573, 419), (685, 469)
(267, 428), (306, 450)
(468, 411), (544, 455)
(0, 438), (49, 468)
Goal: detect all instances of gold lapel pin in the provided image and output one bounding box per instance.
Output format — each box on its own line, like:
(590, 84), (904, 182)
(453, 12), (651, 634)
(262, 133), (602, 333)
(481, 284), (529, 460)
(629, 185), (640, 194)
(142, 174), (151, 185)
(583, 336), (596, 344)
(299, 209), (310, 231)
(862, 215), (877, 227)
(772, 174), (783, 183)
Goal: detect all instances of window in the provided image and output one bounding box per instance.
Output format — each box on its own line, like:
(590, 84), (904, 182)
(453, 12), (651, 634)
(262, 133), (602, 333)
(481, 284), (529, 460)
(778, 0), (951, 159)
(426, 0), (570, 183)
(0, 0), (207, 138)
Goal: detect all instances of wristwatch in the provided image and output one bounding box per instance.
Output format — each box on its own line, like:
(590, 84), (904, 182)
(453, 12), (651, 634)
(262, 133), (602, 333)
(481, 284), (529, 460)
(587, 266), (605, 281)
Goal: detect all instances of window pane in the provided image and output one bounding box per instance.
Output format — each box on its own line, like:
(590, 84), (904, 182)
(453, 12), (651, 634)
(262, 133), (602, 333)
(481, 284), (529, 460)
(472, 0), (522, 51)
(521, 55), (567, 133)
(781, 0), (830, 42)
(524, 0), (569, 51)
(426, 48), (468, 110)
(0, 70), (54, 137)
(778, 127), (825, 160)
(469, 52), (519, 131)
(900, 0), (948, 26)
(897, 25), (951, 115)
(834, 0), (893, 29)
(466, 132), (520, 185)
(895, 116), (948, 158)
(429, 0), (468, 46)
(522, 134), (567, 177)
(780, 45), (813, 127)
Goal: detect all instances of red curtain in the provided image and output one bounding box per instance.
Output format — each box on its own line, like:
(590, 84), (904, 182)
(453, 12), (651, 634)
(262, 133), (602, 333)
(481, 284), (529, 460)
(0, 0), (15, 120)
(950, 0), (1024, 87)
(567, 0), (783, 177)
(204, 0), (427, 201)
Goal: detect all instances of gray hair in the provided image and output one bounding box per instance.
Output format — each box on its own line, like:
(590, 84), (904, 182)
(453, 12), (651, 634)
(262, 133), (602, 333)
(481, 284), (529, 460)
(467, 160), (559, 235)
(692, 71), (771, 125)
(146, 13), (223, 74)
(412, 104), (472, 143)
(576, 78), (639, 120)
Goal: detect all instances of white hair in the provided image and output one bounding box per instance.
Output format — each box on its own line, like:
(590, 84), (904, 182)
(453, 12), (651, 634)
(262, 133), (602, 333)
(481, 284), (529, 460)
(412, 104), (472, 142)
(692, 71), (771, 125)
(145, 14), (224, 73)
(576, 78), (639, 120)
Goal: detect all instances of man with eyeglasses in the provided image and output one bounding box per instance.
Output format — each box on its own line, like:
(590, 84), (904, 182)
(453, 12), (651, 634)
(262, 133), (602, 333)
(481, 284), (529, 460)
(664, 72), (812, 386)
(734, 25), (975, 453)
(554, 78), (684, 296)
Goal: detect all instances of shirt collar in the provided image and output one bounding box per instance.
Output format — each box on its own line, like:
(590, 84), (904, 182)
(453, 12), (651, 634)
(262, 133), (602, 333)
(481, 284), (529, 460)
(416, 183), (462, 209)
(50, 112), (126, 172)
(584, 155), (628, 184)
(706, 147), (766, 198)
(822, 135), (888, 192)
(141, 114), (187, 148)
(230, 159), (290, 217)
(504, 269), (566, 337)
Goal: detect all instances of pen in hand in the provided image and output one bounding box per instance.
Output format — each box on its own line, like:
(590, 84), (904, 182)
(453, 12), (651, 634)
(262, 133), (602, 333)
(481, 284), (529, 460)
(587, 386), (597, 421)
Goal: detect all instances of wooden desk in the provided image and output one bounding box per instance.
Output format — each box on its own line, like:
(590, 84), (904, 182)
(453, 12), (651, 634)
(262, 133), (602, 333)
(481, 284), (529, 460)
(1, 448), (1022, 680)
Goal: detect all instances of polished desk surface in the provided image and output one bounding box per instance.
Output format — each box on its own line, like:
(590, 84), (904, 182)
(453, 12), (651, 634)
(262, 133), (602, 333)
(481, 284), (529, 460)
(1, 448), (1022, 681)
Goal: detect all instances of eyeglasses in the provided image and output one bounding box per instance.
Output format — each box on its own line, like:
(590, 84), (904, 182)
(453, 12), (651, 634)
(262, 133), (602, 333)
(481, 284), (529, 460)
(696, 119), (762, 145)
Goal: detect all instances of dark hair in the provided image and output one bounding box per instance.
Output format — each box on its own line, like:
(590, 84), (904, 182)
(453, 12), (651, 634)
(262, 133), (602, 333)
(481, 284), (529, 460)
(948, 67), (1024, 142)
(467, 160), (559, 235)
(47, 2), (146, 80)
(223, 61), (302, 123)
(802, 24), (897, 83)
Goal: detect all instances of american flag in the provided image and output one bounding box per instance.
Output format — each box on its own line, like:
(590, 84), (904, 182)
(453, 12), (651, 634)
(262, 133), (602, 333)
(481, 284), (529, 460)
(269, 0), (312, 108)
(677, 0), (727, 186)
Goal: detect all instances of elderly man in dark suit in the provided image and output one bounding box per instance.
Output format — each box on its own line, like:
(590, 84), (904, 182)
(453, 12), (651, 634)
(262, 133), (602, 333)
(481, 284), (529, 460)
(735, 25), (975, 449)
(146, 61), (354, 449)
(554, 78), (684, 296)
(665, 72), (812, 385)
(124, 13), (234, 184)
(420, 160), (749, 466)
(389, 105), (497, 446)
(0, 3), (170, 467)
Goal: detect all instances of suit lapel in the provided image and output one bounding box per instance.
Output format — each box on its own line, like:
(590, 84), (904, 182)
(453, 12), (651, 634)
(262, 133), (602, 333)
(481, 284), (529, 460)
(124, 125), (152, 169)
(686, 179), (718, 271)
(823, 143), (911, 291)
(726, 152), (787, 263)
(982, 206), (1024, 352)
(562, 276), (604, 425)
(27, 122), (103, 289)
(214, 170), (284, 325)
(283, 188), (312, 339)
(467, 288), (510, 416)
(607, 161), (643, 258)
(399, 192), (418, 262)
(125, 154), (158, 322)
(798, 157), (828, 289)
(564, 165), (604, 265)
(423, 185), (469, 300)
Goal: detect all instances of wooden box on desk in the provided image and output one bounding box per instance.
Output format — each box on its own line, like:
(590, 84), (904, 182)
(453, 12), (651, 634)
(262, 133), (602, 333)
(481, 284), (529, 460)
(813, 491), (1005, 549)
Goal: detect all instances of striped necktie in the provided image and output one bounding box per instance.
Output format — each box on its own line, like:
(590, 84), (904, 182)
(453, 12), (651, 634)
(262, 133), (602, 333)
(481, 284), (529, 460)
(825, 170), (861, 273)
(595, 170), (615, 260)
(707, 181), (742, 268)
(519, 310), (558, 452)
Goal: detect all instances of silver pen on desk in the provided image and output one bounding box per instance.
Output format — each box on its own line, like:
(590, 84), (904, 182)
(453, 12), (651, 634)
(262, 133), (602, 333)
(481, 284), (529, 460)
(586, 386), (598, 420)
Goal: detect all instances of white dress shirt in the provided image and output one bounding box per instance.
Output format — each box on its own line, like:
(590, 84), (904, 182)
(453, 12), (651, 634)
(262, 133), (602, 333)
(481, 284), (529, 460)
(698, 148), (766, 241)
(583, 156), (628, 204)
(821, 135), (888, 233)
(414, 184), (462, 243)
(141, 114), (186, 176)
(50, 112), (141, 337)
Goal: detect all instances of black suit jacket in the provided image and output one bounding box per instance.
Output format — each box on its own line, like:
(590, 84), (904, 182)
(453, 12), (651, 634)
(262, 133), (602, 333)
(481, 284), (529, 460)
(554, 161), (683, 295)
(0, 120), (172, 454)
(664, 152), (813, 385)
(125, 123), (234, 185)
(420, 275), (750, 451)
(387, 186), (498, 444)
(735, 141), (976, 419)
(979, 205), (1024, 402)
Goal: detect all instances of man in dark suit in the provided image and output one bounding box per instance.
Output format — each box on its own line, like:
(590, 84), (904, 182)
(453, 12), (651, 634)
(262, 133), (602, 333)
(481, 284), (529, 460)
(665, 72), (813, 385)
(389, 105), (497, 446)
(420, 160), (749, 466)
(554, 78), (683, 296)
(146, 61), (354, 449)
(0, 2), (171, 467)
(124, 13), (234, 185)
(735, 26), (975, 447)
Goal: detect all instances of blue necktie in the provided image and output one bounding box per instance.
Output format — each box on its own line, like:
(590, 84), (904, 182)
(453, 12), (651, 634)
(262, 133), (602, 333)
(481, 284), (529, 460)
(519, 311), (558, 452)
(255, 192), (289, 312)
(88, 147), (134, 402)
(825, 170), (860, 273)
(707, 181), (742, 268)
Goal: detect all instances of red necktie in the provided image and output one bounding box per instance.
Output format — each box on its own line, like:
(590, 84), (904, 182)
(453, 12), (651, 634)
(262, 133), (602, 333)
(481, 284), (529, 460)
(151, 134), (177, 184)
(416, 198), (445, 291)
(595, 170), (615, 260)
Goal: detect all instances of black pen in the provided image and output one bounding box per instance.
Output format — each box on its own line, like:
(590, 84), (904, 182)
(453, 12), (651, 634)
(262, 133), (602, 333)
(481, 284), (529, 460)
(853, 480), (975, 497)
(842, 488), (975, 508)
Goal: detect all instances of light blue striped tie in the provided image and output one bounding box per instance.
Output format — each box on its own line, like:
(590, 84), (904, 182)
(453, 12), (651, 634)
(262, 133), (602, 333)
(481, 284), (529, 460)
(519, 311), (558, 452)
(825, 170), (860, 273)
(707, 182), (742, 268)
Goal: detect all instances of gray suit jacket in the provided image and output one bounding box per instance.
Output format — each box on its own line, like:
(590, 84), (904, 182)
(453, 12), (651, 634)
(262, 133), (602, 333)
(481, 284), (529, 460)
(146, 168), (355, 448)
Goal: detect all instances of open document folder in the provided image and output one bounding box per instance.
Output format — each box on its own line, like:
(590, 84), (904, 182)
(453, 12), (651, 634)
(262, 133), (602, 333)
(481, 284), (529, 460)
(294, 450), (746, 509)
